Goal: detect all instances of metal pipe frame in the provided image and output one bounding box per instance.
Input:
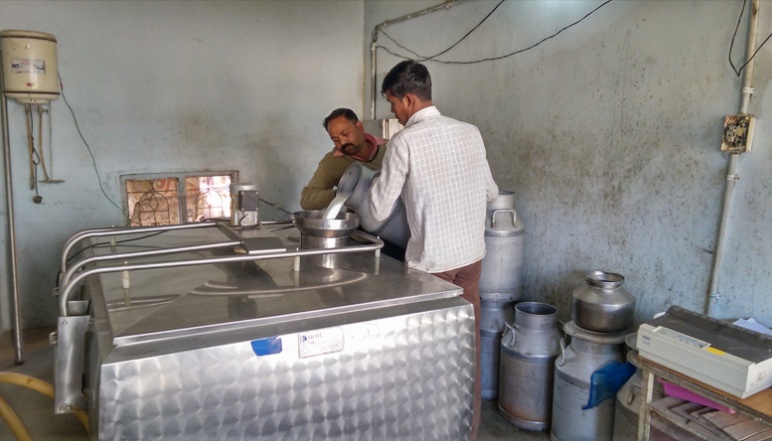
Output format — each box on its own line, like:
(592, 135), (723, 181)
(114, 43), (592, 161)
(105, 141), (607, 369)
(59, 219), (293, 272)
(61, 240), (242, 286)
(0, 47), (25, 364)
(58, 229), (383, 316)
(60, 221), (218, 272)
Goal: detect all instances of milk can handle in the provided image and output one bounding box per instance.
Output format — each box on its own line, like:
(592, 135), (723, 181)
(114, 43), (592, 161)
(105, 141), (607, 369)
(503, 321), (517, 346)
(557, 338), (567, 366)
(491, 209), (516, 228)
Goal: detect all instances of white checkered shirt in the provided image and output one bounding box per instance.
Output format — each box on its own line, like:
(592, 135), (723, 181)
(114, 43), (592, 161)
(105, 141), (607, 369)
(367, 106), (499, 272)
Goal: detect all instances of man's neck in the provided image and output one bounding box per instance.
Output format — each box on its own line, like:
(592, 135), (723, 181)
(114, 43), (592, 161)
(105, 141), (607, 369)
(352, 138), (377, 162)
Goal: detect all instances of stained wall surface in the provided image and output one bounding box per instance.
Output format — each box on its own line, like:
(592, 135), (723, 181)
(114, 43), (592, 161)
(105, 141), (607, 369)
(1, 0), (770, 332)
(365, 0), (772, 327)
(0, 1), (365, 329)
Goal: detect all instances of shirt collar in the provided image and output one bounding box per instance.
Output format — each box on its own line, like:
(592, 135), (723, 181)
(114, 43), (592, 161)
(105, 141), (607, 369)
(404, 106), (440, 128)
(333, 132), (387, 157)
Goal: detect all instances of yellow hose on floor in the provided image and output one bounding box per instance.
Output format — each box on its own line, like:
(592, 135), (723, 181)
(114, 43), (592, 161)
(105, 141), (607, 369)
(0, 372), (89, 439)
(0, 394), (33, 441)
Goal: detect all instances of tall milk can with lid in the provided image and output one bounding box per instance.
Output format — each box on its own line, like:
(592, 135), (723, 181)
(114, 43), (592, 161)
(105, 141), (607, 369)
(498, 302), (561, 431)
(479, 190), (524, 399)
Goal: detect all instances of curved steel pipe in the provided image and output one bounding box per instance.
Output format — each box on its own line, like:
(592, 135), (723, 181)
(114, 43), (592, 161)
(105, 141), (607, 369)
(59, 233), (383, 316)
(61, 240), (242, 286)
(60, 221), (217, 272)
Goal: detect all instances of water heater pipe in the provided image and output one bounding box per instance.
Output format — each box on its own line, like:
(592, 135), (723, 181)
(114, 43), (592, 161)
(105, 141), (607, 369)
(369, 0), (468, 119)
(706, 0), (759, 317)
(0, 48), (24, 364)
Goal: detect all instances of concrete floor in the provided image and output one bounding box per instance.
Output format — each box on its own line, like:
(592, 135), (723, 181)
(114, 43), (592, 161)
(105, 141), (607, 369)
(0, 327), (550, 441)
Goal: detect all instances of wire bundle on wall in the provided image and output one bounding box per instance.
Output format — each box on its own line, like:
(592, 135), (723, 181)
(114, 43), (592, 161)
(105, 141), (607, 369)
(728, 0), (772, 76)
(373, 0), (614, 66)
(58, 72), (128, 223)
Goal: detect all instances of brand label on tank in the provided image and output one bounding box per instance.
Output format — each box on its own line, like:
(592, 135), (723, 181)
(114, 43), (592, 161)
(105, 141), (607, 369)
(10, 58), (46, 74)
(298, 327), (344, 358)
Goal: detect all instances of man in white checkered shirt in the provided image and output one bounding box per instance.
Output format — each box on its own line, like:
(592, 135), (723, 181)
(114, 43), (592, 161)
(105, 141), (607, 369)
(367, 60), (499, 441)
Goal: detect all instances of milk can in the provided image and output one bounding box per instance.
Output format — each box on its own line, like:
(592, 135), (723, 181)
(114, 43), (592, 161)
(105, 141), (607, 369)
(550, 321), (626, 441)
(480, 301), (514, 399)
(336, 163), (410, 249)
(479, 190), (524, 300)
(479, 190), (525, 399)
(612, 333), (664, 441)
(572, 271), (635, 333)
(498, 302), (561, 431)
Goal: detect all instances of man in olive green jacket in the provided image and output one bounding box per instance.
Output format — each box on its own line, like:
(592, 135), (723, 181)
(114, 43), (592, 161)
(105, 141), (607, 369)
(300, 108), (387, 210)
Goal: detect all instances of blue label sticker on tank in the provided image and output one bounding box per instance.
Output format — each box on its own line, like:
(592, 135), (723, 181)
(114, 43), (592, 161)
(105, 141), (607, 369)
(250, 337), (282, 356)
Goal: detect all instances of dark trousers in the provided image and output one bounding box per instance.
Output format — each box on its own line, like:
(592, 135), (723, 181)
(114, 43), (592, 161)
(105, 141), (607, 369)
(432, 260), (482, 441)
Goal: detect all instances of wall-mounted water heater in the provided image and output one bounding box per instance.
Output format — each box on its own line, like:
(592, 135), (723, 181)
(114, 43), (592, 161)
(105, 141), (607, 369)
(0, 30), (59, 104)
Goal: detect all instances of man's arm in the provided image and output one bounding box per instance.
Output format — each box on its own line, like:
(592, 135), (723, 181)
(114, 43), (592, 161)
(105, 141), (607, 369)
(300, 153), (340, 210)
(300, 161), (338, 210)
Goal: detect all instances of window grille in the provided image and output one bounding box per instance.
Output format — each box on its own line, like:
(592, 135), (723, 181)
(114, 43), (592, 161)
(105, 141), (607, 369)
(122, 171), (238, 227)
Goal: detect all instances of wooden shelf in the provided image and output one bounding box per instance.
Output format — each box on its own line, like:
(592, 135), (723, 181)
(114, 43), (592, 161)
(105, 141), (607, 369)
(636, 354), (772, 441)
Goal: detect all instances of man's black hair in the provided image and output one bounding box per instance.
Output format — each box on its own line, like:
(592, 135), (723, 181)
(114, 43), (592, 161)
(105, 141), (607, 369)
(381, 60), (432, 101)
(323, 108), (359, 130)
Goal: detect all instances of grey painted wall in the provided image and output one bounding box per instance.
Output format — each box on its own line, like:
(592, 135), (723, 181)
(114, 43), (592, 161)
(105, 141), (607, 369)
(2, 0), (770, 333)
(0, 1), (365, 330)
(365, 0), (772, 327)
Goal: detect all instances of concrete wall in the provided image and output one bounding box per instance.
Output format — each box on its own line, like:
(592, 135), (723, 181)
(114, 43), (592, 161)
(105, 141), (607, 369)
(0, 1), (365, 330)
(2, 0), (770, 333)
(365, 0), (772, 327)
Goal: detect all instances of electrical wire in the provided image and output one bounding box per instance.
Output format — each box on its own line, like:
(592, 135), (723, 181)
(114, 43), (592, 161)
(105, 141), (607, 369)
(58, 72), (129, 223)
(378, 0), (506, 61)
(729, 0), (748, 76)
(729, 0), (747, 76)
(377, 0), (613, 65)
(65, 230), (167, 264)
(259, 197), (293, 218)
(728, 0), (772, 77)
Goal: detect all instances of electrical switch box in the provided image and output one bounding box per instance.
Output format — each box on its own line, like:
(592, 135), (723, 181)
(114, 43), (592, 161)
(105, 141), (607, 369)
(721, 114), (755, 153)
(363, 118), (404, 140)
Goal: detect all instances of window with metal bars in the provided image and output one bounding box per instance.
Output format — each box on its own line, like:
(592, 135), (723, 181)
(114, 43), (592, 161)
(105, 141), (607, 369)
(121, 171), (238, 227)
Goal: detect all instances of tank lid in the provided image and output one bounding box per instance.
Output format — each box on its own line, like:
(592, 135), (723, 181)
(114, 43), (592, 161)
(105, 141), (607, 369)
(0, 30), (57, 42)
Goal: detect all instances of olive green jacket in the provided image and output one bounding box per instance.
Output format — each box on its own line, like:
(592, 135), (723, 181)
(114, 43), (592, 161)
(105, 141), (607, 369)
(300, 141), (388, 210)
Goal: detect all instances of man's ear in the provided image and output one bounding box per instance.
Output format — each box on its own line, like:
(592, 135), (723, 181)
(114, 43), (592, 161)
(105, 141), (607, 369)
(355, 120), (365, 132)
(403, 93), (417, 113)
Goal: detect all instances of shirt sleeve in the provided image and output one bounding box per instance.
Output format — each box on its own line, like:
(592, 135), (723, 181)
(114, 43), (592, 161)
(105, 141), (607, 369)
(485, 162), (499, 203)
(368, 137), (408, 223)
(476, 127), (499, 203)
(300, 156), (339, 210)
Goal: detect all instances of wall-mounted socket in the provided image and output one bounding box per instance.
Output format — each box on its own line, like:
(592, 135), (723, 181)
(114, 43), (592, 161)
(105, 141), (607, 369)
(721, 114), (755, 153)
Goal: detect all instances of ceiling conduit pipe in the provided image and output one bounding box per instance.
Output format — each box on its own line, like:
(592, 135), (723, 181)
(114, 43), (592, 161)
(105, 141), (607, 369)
(0, 48), (24, 364)
(706, 0), (759, 317)
(369, 0), (468, 119)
